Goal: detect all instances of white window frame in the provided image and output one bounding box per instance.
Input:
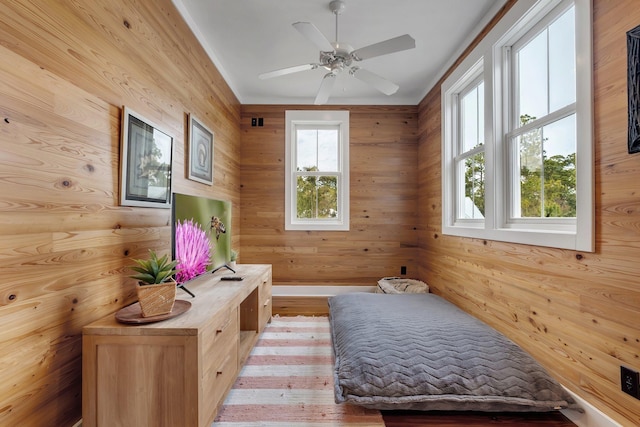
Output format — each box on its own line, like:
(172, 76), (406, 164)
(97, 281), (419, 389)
(441, 0), (593, 251)
(285, 110), (350, 231)
(452, 64), (486, 226)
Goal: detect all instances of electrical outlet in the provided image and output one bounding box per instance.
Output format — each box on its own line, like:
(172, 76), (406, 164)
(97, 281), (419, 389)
(401, 266), (407, 275)
(621, 366), (640, 399)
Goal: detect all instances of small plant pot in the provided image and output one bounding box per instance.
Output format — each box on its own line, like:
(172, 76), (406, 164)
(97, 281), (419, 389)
(137, 280), (177, 317)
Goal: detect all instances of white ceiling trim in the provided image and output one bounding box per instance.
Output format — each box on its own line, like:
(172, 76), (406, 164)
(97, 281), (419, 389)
(172, 0), (245, 103)
(421, 0), (508, 102)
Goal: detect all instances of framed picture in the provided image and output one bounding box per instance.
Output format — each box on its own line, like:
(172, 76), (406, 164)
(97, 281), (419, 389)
(628, 24), (640, 153)
(120, 107), (173, 208)
(188, 114), (214, 185)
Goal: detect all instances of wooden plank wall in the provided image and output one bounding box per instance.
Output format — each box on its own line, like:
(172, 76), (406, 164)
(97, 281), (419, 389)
(240, 105), (418, 288)
(0, 1), (240, 426)
(2, 0), (638, 425)
(418, 0), (640, 425)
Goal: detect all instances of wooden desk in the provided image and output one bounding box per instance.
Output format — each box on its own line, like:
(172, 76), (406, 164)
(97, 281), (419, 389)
(82, 264), (272, 427)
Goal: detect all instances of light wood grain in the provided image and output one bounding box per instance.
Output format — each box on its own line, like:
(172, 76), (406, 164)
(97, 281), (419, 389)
(0, 0), (241, 425)
(417, 1), (640, 425)
(240, 105), (419, 287)
(1, 0), (639, 425)
(273, 296), (330, 316)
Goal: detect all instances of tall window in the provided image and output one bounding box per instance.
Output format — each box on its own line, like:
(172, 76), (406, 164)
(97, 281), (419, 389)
(285, 110), (349, 231)
(509, 5), (577, 222)
(458, 79), (485, 221)
(442, 0), (593, 251)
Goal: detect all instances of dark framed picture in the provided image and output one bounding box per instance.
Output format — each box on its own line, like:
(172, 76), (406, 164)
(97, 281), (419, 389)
(188, 114), (214, 185)
(119, 107), (173, 208)
(628, 24), (640, 153)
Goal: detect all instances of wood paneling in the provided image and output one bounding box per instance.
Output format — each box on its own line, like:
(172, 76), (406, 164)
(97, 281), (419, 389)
(240, 105), (419, 287)
(2, 0), (638, 425)
(417, 1), (640, 425)
(0, 1), (240, 425)
(273, 296), (330, 316)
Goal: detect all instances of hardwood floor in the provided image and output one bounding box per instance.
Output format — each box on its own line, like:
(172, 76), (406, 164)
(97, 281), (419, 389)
(381, 410), (576, 426)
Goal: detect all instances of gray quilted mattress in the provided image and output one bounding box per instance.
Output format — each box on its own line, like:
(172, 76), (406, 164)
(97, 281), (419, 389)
(328, 292), (578, 412)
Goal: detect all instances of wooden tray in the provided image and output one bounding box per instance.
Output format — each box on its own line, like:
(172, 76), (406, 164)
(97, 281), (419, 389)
(115, 300), (191, 324)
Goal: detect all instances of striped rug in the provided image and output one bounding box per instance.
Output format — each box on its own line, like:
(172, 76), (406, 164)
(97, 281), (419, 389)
(212, 316), (385, 427)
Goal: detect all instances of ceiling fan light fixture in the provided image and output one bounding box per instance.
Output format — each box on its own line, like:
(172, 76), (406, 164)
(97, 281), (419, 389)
(259, 0), (415, 104)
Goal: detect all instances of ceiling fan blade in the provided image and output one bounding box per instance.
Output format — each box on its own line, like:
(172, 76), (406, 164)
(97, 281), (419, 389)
(351, 68), (399, 95)
(351, 34), (416, 61)
(314, 73), (337, 105)
(258, 63), (318, 80)
(293, 22), (334, 52)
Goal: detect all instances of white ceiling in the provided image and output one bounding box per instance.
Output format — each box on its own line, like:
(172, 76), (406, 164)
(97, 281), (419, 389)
(172, 0), (506, 105)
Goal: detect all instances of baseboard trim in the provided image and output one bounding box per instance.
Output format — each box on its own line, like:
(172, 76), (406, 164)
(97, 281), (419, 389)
(272, 286), (376, 316)
(560, 387), (622, 427)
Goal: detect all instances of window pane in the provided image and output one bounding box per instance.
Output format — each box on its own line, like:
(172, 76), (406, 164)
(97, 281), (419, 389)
(517, 30), (548, 125)
(517, 114), (576, 218)
(543, 114), (576, 217)
(296, 128), (339, 172)
(460, 152), (485, 219)
(296, 175), (338, 219)
(297, 129), (318, 171)
(549, 7), (576, 111)
(317, 129), (338, 171)
(518, 128), (543, 217)
(461, 82), (484, 152)
(317, 176), (338, 218)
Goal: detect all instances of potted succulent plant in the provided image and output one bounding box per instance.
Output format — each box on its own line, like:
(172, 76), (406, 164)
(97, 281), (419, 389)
(129, 249), (179, 317)
(229, 249), (238, 268)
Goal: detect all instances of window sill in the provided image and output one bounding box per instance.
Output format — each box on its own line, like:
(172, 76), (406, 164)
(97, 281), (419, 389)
(442, 224), (593, 252)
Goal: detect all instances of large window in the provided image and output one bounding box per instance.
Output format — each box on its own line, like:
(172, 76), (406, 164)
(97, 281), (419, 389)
(285, 110), (349, 231)
(442, 0), (593, 251)
(458, 77), (486, 222)
(509, 5), (577, 223)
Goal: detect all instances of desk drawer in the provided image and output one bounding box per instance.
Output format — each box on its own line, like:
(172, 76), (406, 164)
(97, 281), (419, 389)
(258, 273), (272, 329)
(202, 308), (238, 373)
(201, 340), (238, 423)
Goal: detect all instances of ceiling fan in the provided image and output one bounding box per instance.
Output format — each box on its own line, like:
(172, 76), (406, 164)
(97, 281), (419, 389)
(258, 0), (416, 105)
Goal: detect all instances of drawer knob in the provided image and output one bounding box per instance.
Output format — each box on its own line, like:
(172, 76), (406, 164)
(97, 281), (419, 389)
(263, 298), (271, 307)
(216, 319), (232, 334)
